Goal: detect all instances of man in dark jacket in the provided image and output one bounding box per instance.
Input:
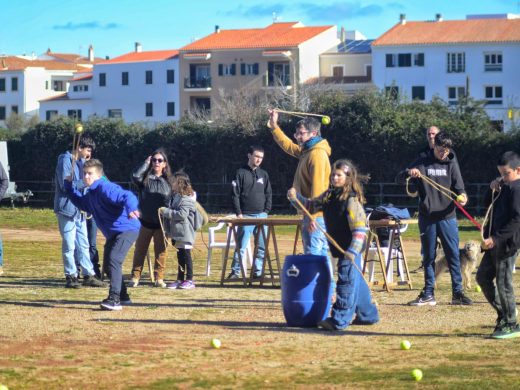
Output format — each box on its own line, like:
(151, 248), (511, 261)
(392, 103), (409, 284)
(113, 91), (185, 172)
(0, 162), (8, 275)
(477, 151), (520, 339)
(228, 145), (272, 279)
(398, 131), (472, 306)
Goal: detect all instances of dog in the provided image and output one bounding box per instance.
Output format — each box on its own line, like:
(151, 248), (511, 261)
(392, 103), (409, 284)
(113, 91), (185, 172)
(434, 240), (481, 290)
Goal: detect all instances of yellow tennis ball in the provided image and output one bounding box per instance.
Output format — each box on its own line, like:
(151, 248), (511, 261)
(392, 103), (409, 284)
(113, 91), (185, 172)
(475, 285), (482, 293)
(456, 194), (465, 203)
(211, 338), (221, 349)
(321, 116), (331, 125)
(400, 340), (411, 350)
(411, 369), (423, 381)
(75, 123), (84, 133)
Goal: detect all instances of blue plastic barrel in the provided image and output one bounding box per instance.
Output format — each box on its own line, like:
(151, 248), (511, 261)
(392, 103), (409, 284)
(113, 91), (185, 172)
(281, 255), (333, 327)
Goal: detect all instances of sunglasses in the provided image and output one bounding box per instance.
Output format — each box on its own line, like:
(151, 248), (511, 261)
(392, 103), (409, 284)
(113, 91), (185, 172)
(152, 158), (164, 163)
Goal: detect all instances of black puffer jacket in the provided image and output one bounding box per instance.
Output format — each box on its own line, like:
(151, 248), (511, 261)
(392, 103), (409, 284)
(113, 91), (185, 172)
(132, 161), (172, 228)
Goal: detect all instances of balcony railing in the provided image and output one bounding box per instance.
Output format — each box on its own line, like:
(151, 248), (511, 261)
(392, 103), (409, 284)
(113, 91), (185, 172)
(184, 77), (212, 89)
(263, 74), (291, 87)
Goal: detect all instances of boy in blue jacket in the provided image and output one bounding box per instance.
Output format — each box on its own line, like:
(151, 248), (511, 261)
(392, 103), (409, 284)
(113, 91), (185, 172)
(65, 158), (141, 311)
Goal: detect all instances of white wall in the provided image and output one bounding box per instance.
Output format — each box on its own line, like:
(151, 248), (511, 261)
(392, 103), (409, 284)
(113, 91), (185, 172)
(372, 42), (520, 129)
(92, 58), (180, 124)
(0, 70), (24, 124)
(39, 98), (93, 121)
(298, 27), (339, 81)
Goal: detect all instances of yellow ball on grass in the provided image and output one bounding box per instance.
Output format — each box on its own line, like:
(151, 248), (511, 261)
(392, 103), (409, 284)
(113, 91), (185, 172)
(211, 338), (221, 349)
(411, 368), (423, 381)
(400, 340), (411, 350)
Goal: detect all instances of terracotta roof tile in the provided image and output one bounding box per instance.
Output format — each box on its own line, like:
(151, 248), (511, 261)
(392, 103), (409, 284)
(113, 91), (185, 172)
(180, 22), (334, 51)
(71, 73), (93, 81)
(40, 93), (68, 102)
(373, 18), (520, 46)
(46, 52), (105, 63)
(103, 49), (179, 64)
(0, 56), (87, 71)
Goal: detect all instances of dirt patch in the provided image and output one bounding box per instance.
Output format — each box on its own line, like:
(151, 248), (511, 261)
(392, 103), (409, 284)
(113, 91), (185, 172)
(1, 227), (519, 389)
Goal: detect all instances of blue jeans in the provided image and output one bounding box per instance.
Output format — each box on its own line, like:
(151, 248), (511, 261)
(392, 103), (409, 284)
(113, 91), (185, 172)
(231, 212), (267, 276)
(330, 254), (379, 329)
(104, 230), (139, 300)
(86, 217), (101, 277)
(419, 216), (463, 296)
(0, 231), (3, 267)
(302, 216), (330, 259)
(57, 213), (94, 277)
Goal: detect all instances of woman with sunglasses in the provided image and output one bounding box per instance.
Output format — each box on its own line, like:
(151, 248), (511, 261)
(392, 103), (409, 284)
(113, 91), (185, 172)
(129, 148), (174, 287)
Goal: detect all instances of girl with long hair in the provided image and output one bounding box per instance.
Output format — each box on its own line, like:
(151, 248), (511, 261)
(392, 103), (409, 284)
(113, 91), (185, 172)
(288, 159), (379, 330)
(130, 148), (173, 287)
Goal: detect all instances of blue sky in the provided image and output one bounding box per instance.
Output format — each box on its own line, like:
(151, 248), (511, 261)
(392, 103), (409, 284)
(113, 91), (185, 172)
(1, 0), (518, 59)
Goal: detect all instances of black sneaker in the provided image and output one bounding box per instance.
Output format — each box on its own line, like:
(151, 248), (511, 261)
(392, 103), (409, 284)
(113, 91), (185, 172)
(100, 298), (122, 311)
(65, 275), (81, 289)
(227, 272), (240, 280)
(452, 291), (473, 305)
(120, 295), (132, 306)
(408, 292), (436, 306)
(491, 323), (520, 339)
(83, 275), (106, 287)
(317, 318), (340, 331)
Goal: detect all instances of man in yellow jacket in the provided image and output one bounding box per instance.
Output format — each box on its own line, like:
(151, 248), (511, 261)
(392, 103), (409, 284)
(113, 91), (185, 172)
(268, 109), (332, 258)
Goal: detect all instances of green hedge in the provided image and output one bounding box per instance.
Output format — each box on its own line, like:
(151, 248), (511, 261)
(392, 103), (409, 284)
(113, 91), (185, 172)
(5, 90), (519, 189)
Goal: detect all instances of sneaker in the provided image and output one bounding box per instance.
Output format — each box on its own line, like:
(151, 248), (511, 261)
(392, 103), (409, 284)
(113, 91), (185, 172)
(82, 275), (106, 287)
(65, 275), (81, 289)
(166, 280), (183, 289)
(100, 298), (122, 311)
(491, 323), (520, 339)
(179, 280), (195, 289)
(452, 291), (473, 306)
(227, 272), (240, 280)
(317, 318), (340, 331)
(128, 278), (139, 288)
(408, 292), (436, 306)
(154, 279), (167, 288)
(251, 273), (263, 280)
(120, 295), (132, 305)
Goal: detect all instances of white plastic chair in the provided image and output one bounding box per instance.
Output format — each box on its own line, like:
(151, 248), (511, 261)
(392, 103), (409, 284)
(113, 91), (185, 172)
(205, 216), (253, 276)
(365, 224), (408, 283)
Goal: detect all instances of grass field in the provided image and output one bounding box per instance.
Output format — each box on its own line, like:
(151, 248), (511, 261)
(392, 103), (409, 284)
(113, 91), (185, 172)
(0, 208), (519, 389)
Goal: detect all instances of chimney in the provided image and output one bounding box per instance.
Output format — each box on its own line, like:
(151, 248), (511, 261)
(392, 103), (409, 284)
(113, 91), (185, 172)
(340, 26), (346, 42)
(215, 25), (220, 33)
(435, 13), (443, 22)
(135, 42), (142, 53)
(88, 45), (94, 62)
(105, 55), (110, 60)
(399, 13), (406, 25)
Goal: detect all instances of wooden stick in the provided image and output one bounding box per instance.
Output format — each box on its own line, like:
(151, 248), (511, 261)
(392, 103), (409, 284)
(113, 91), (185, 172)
(290, 197), (374, 293)
(276, 109), (328, 119)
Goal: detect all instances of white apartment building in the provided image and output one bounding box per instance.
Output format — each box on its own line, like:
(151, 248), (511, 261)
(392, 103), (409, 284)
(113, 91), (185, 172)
(0, 56), (87, 126)
(39, 72), (94, 121)
(91, 46), (180, 123)
(40, 46), (180, 124)
(372, 14), (520, 131)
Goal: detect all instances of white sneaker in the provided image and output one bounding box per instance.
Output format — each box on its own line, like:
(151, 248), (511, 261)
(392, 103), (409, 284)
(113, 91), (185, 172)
(154, 279), (167, 288)
(129, 278), (139, 287)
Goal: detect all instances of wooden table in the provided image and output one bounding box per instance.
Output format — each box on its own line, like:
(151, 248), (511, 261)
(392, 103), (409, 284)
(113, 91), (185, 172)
(217, 217), (303, 287)
(363, 218), (418, 291)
